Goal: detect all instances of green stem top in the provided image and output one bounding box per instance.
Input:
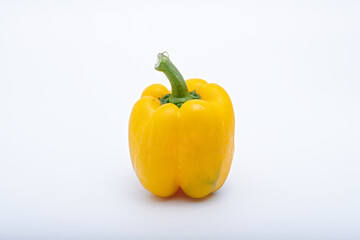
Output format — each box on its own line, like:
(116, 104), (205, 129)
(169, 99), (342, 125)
(155, 52), (200, 107)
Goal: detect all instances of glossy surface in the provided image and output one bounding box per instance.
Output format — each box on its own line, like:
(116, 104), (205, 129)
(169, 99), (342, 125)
(129, 79), (235, 198)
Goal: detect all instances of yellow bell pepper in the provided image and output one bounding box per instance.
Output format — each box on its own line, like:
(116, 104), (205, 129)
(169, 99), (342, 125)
(129, 52), (235, 198)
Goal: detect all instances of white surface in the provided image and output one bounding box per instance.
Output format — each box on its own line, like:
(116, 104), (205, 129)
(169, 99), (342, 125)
(1, 1), (360, 239)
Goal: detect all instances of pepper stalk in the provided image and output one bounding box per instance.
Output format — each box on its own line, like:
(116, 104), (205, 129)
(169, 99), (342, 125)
(155, 52), (200, 107)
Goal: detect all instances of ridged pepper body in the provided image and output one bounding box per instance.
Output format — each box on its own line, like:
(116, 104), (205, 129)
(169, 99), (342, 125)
(129, 77), (235, 198)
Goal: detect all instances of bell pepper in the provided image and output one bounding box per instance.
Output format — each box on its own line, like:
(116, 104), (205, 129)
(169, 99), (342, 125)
(128, 52), (235, 198)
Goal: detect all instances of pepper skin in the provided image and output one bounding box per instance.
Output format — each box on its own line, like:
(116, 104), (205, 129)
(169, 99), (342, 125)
(129, 53), (235, 198)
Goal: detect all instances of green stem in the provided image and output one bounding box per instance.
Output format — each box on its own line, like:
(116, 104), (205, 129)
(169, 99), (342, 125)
(155, 52), (197, 107)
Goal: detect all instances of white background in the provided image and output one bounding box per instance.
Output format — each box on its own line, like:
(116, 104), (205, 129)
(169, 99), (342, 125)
(1, 1), (360, 239)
